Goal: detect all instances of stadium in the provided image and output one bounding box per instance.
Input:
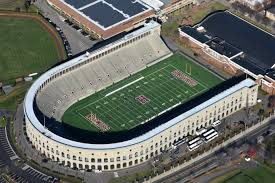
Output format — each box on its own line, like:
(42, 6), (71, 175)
(24, 21), (258, 171)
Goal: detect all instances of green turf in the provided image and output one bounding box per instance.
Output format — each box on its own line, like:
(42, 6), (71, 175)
(62, 53), (223, 132)
(217, 167), (275, 183)
(0, 17), (59, 82)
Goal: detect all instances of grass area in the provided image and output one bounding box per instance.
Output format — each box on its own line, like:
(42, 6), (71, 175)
(0, 116), (7, 127)
(161, 2), (227, 37)
(210, 166), (275, 183)
(210, 170), (240, 183)
(161, 21), (179, 37)
(0, 0), (37, 12)
(0, 82), (31, 109)
(191, 2), (227, 25)
(63, 53), (222, 133)
(0, 17), (59, 82)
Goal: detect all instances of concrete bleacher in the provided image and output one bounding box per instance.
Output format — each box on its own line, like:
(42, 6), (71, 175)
(36, 34), (171, 121)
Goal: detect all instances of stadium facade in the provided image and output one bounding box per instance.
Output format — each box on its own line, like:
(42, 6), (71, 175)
(179, 11), (275, 95)
(24, 20), (258, 171)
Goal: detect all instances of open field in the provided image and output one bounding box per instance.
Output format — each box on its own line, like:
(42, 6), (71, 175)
(210, 166), (275, 183)
(0, 82), (32, 109)
(161, 2), (227, 37)
(0, 0), (36, 11)
(63, 53), (222, 133)
(0, 15), (64, 82)
(191, 2), (227, 25)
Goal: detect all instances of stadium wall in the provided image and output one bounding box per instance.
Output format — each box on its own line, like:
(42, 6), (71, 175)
(25, 78), (258, 171)
(24, 23), (259, 171)
(179, 28), (275, 95)
(47, 0), (155, 39)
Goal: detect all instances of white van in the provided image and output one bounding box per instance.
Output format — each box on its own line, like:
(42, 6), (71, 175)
(212, 120), (221, 127)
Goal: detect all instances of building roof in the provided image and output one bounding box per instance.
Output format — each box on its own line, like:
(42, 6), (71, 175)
(60, 0), (152, 30)
(199, 11), (275, 70)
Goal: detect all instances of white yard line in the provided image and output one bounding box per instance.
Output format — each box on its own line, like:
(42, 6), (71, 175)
(105, 77), (144, 97)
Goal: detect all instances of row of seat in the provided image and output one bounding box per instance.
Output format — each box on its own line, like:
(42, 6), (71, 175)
(36, 34), (171, 121)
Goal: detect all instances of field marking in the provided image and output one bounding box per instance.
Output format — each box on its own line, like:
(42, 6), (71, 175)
(169, 64), (209, 90)
(162, 66), (205, 94)
(106, 65), (200, 127)
(77, 66), (175, 129)
(105, 77), (144, 97)
(76, 65), (171, 112)
(73, 62), (211, 132)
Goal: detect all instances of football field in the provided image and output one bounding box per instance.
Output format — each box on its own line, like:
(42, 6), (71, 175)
(62, 53), (223, 132)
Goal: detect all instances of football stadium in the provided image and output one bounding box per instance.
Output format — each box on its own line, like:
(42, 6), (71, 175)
(24, 21), (258, 171)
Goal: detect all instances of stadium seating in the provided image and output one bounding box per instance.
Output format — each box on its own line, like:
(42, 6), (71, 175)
(36, 34), (171, 120)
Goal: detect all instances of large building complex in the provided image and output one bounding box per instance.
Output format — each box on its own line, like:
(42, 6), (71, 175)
(47, 0), (156, 39)
(179, 11), (275, 95)
(47, 0), (197, 39)
(24, 21), (258, 171)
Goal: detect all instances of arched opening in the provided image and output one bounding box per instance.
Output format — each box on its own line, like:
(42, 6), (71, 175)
(79, 164), (83, 170)
(91, 165), (95, 170)
(97, 165), (102, 171)
(135, 159), (138, 164)
(117, 164), (121, 169)
(129, 161), (133, 166)
(67, 161), (71, 167)
(85, 165), (89, 170)
(110, 165), (115, 169)
(104, 165), (108, 170)
(123, 163), (127, 168)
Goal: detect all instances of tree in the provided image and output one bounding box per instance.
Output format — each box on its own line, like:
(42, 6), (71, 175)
(24, 0), (31, 11)
(268, 95), (275, 109)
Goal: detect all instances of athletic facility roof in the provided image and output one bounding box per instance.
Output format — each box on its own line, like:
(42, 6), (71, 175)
(61, 0), (152, 29)
(199, 11), (275, 71)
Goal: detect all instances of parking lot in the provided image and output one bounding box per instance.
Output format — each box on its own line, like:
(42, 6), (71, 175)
(35, 0), (96, 55)
(22, 164), (54, 182)
(0, 128), (18, 160)
(7, 172), (29, 183)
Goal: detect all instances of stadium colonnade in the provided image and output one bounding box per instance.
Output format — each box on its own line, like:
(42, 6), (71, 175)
(24, 21), (258, 171)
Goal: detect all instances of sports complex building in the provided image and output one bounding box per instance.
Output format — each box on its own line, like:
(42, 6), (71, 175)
(179, 11), (275, 95)
(46, 0), (196, 39)
(24, 20), (259, 171)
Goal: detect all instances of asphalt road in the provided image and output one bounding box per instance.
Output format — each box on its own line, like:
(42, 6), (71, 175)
(155, 118), (275, 183)
(34, 0), (96, 55)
